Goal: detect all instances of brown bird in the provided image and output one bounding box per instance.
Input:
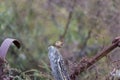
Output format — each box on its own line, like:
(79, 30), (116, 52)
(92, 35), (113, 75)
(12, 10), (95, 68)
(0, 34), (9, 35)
(53, 41), (64, 48)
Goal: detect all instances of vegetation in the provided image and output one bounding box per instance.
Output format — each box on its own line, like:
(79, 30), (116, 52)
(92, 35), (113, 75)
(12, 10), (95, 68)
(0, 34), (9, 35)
(0, 0), (120, 80)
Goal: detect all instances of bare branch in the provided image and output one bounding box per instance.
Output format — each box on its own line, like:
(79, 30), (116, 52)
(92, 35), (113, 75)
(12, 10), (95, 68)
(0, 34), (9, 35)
(60, 0), (76, 41)
(70, 38), (120, 79)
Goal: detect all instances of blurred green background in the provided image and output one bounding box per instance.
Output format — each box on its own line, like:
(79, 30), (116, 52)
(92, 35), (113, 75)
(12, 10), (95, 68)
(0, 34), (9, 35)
(0, 0), (120, 80)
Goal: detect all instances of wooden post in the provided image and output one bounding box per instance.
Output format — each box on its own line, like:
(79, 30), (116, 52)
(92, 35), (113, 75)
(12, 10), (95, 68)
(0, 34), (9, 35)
(48, 46), (71, 80)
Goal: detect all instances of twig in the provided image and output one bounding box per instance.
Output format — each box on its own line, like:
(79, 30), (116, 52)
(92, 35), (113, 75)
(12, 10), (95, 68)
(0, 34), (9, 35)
(54, 0), (76, 48)
(60, 0), (76, 41)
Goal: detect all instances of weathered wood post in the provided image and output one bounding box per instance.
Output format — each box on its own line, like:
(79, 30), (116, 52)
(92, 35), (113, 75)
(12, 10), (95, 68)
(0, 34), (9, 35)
(48, 46), (71, 80)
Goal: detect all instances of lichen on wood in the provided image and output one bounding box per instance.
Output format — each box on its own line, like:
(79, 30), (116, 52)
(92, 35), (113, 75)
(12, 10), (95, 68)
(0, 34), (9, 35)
(48, 46), (71, 80)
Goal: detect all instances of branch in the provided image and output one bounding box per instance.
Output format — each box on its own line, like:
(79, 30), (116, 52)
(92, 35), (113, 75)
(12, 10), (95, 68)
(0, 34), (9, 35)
(54, 0), (77, 48)
(70, 38), (120, 79)
(60, 0), (76, 41)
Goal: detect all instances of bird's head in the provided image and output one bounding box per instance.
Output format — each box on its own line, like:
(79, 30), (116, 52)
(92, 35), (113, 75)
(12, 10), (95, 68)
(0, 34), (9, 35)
(54, 41), (63, 48)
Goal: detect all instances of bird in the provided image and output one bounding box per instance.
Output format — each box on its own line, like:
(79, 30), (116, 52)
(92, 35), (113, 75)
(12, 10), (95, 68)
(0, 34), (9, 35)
(53, 41), (64, 48)
(48, 46), (71, 80)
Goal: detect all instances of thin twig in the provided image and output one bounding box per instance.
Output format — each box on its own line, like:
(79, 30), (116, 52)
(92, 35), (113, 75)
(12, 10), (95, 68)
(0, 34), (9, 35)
(60, 0), (76, 41)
